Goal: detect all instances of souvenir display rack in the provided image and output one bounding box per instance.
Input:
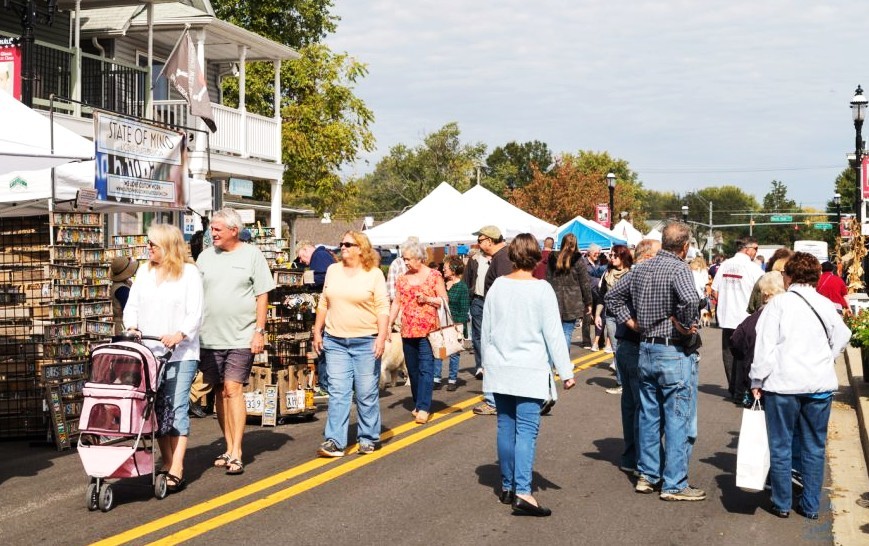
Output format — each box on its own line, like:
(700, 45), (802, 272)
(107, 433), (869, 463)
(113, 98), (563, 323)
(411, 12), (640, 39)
(244, 264), (318, 424)
(248, 226), (289, 269)
(0, 213), (117, 444)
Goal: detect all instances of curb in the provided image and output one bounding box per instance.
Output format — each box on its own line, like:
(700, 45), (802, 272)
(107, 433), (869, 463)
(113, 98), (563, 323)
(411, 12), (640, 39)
(842, 345), (869, 474)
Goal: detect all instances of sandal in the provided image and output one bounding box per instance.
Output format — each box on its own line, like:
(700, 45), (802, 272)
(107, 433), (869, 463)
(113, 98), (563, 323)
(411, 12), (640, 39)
(225, 458), (244, 475)
(213, 453), (231, 468)
(166, 473), (187, 492)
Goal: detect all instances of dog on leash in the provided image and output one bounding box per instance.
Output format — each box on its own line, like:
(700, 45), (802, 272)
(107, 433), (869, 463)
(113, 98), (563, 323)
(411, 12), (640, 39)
(700, 308), (712, 328)
(379, 332), (408, 389)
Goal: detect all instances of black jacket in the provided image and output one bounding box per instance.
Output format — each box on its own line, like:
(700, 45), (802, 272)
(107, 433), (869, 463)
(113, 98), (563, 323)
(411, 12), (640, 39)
(546, 251), (593, 321)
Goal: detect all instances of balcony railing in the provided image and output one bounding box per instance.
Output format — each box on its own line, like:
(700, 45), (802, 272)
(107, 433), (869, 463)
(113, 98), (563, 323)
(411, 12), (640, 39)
(153, 100), (281, 162)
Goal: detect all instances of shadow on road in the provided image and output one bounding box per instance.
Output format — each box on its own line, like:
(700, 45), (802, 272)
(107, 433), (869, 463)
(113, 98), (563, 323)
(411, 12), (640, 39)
(474, 463), (564, 497)
(0, 440), (71, 486)
(700, 432), (764, 515)
(698, 382), (731, 399)
(581, 437), (625, 468)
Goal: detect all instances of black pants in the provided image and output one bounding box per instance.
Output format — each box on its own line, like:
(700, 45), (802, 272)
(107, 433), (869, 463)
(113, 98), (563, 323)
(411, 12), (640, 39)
(721, 328), (744, 400)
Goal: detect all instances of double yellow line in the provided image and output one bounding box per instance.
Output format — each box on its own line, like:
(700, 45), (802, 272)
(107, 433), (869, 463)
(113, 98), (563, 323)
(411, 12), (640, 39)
(95, 351), (612, 545)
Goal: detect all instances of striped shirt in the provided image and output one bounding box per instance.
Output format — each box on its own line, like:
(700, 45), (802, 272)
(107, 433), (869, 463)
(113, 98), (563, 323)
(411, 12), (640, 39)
(607, 249), (700, 338)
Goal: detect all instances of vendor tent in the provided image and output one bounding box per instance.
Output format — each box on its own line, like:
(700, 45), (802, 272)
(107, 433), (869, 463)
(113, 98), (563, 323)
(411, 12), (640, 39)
(454, 185), (557, 242)
(364, 182), (464, 245)
(0, 91), (94, 175)
(555, 216), (627, 250)
(611, 219), (644, 246)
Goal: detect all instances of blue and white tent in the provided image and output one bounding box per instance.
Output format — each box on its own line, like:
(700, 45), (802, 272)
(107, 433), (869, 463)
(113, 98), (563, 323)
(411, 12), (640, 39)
(554, 216), (627, 250)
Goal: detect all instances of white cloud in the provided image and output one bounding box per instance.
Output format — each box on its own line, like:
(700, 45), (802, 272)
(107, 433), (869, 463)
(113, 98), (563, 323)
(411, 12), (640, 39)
(328, 1), (867, 208)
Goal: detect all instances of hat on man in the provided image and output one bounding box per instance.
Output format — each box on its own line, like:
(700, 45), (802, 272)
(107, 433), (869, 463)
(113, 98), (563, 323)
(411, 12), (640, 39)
(110, 256), (139, 282)
(473, 225), (502, 240)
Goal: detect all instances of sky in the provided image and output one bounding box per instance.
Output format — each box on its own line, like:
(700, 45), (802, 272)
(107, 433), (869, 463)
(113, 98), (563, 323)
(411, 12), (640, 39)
(326, 0), (869, 212)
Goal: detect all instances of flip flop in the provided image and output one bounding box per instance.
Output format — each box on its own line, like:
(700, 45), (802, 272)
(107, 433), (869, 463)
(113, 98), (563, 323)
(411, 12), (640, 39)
(166, 473), (187, 492)
(213, 453), (231, 468)
(225, 458), (244, 475)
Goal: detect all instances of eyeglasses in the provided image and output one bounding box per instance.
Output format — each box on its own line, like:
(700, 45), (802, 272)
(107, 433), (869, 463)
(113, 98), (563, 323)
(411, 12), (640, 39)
(147, 241), (159, 249)
(477, 237), (490, 244)
(746, 246), (759, 251)
(339, 242), (359, 248)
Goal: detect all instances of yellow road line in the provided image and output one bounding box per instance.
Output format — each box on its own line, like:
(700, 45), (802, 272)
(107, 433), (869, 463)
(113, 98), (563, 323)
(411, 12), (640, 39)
(148, 411), (478, 545)
(94, 349), (608, 545)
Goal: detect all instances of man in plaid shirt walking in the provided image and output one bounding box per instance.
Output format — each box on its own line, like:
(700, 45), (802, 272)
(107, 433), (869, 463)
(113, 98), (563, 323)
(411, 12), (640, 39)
(607, 222), (705, 501)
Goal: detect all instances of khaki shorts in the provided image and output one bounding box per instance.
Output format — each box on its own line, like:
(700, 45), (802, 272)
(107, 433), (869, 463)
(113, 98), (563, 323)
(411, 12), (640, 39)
(199, 348), (254, 386)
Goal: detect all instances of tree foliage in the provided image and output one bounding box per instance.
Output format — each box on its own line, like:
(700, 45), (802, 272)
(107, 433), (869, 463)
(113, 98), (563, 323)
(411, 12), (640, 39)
(211, 0), (338, 49)
(509, 151), (642, 226)
(355, 123), (486, 218)
(484, 141), (553, 197)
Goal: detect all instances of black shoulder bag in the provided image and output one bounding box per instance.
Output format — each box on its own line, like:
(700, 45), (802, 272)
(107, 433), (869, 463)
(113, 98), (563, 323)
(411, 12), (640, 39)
(791, 291), (833, 349)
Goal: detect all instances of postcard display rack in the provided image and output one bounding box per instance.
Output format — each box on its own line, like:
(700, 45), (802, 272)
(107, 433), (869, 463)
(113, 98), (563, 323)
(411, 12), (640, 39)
(243, 230), (316, 425)
(0, 213), (118, 445)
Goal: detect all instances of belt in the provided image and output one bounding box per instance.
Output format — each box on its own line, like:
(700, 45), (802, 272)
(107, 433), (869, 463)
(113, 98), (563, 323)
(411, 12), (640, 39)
(642, 336), (682, 347)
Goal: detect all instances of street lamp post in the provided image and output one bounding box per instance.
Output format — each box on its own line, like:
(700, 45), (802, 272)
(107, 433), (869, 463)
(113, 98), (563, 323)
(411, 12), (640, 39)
(3, 0), (58, 108)
(851, 85), (867, 224)
(834, 192), (842, 231)
(606, 172), (616, 228)
(681, 205), (689, 223)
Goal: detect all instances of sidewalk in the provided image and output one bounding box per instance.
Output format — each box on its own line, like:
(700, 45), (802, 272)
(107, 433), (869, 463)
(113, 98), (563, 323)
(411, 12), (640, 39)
(829, 347), (869, 545)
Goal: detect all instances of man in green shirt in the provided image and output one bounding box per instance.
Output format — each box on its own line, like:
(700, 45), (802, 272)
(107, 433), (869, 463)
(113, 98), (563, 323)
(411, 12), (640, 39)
(197, 208), (276, 475)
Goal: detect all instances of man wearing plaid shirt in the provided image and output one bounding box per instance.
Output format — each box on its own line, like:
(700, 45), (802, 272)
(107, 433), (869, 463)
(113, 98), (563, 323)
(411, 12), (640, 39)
(607, 222), (705, 502)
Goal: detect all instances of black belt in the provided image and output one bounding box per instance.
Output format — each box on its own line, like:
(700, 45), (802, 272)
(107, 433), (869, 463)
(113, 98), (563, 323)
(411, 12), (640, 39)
(643, 336), (682, 347)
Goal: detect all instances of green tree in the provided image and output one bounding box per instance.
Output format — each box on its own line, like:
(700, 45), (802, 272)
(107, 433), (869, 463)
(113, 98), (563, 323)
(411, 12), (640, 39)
(212, 0), (338, 49)
(754, 180), (798, 245)
(484, 141), (553, 197)
(356, 123), (487, 218)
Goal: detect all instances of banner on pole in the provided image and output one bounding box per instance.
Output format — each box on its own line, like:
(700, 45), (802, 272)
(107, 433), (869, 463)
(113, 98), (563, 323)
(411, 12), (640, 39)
(0, 37), (22, 100)
(595, 203), (611, 229)
(94, 111), (187, 209)
(862, 155), (869, 199)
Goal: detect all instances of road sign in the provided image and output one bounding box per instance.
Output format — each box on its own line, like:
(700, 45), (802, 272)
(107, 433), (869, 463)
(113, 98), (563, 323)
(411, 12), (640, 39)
(814, 222), (833, 230)
(770, 215), (793, 222)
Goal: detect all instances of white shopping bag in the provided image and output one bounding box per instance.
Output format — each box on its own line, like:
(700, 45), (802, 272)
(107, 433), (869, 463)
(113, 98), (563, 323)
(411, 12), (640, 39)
(735, 400), (770, 492)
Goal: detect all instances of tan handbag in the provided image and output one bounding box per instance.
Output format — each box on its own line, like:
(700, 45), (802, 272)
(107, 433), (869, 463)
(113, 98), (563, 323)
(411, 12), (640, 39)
(427, 297), (464, 359)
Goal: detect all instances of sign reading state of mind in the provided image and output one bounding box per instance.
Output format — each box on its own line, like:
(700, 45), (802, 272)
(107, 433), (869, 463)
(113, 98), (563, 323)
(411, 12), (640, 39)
(94, 112), (187, 209)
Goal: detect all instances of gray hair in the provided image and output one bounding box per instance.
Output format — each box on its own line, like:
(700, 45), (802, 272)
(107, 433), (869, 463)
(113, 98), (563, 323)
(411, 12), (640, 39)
(211, 207), (244, 231)
(661, 222), (691, 253)
(399, 237), (426, 260)
(587, 243), (602, 254)
(758, 271), (785, 300)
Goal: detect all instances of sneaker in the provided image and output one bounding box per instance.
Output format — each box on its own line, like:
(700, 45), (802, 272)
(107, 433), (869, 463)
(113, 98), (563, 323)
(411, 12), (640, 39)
(474, 369), (484, 380)
(358, 442), (375, 455)
(604, 346), (614, 354)
(635, 477), (658, 494)
(473, 403), (497, 415)
(590, 344), (600, 351)
(446, 382), (458, 392)
(433, 379), (443, 390)
(791, 469), (804, 489)
(314, 388), (329, 399)
(317, 439), (344, 458)
(605, 386), (623, 395)
(660, 486), (707, 501)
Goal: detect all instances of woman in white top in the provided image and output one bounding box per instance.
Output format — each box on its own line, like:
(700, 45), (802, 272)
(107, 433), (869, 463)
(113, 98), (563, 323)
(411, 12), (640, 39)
(124, 223), (203, 493)
(482, 233), (576, 517)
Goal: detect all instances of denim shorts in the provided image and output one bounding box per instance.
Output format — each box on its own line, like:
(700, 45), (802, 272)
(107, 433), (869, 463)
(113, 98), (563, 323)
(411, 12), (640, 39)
(160, 359), (198, 436)
(199, 348), (254, 386)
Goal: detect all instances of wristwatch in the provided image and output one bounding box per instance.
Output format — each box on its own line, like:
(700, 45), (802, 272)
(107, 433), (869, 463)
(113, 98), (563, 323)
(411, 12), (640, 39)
(254, 327), (266, 335)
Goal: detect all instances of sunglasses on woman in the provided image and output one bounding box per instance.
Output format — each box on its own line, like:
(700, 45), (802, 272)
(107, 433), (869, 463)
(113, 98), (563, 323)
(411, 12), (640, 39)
(339, 242), (359, 248)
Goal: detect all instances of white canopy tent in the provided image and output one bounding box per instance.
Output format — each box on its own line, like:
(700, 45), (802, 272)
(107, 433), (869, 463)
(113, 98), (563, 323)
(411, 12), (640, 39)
(363, 182), (464, 245)
(454, 185), (557, 242)
(611, 219), (645, 246)
(0, 91), (94, 175)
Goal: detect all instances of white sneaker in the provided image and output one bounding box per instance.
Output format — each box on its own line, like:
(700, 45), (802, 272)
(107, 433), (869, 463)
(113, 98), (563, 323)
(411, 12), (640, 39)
(605, 386), (623, 395)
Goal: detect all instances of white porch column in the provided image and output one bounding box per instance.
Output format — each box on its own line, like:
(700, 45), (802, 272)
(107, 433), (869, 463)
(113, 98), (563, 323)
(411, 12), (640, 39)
(72, 0), (81, 116)
(145, 3), (154, 118)
(273, 59), (281, 119)
(270, 179), (282, 231)
(238, 45), (248, 158)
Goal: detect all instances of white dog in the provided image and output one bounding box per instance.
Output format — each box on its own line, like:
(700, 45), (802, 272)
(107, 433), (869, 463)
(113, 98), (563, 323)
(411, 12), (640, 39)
(379, 332), (408, 388)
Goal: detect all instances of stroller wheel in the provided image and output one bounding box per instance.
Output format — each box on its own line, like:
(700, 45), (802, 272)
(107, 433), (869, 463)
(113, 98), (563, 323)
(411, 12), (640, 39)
(154, 473), (168, 499)
(86, 483), (98, 511)
(98, 483), (114, 512)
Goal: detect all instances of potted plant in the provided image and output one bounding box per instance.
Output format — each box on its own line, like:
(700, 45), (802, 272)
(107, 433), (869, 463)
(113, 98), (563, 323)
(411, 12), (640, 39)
(845, 308), (869, 377)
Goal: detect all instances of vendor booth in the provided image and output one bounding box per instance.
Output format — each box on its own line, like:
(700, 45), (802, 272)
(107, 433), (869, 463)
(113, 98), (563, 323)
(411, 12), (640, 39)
(554, 216), (627, 250)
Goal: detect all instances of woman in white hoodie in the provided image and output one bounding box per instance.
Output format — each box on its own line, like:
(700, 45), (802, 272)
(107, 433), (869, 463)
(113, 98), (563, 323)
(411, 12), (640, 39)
(750, 252), (850, 520)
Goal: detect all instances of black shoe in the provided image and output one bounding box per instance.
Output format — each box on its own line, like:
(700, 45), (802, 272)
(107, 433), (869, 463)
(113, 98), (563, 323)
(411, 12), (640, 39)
(794, 506), (819, 520)
(770, 506), (789, 518)
(540, 399), (555, 416)
(433, 381), (443, 390)
(189, 404), (207, 418)
(446, 382), (458, 392)
(474, 369), (483, 380)
(499, 490), (515, 505)
(512, 496), (551, 517)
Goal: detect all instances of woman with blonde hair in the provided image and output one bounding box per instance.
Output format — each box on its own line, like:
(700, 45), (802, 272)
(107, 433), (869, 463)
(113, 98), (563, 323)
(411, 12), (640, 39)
(313, 231), (389, 457)
(124, 223), (203, 492)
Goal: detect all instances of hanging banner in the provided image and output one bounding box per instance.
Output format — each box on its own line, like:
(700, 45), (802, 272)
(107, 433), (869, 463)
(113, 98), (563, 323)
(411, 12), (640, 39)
(862, 155), (869, 199)
(0, 37), (21, 100)
(595, 203), (611, 228)
(93, 111), (187, 209)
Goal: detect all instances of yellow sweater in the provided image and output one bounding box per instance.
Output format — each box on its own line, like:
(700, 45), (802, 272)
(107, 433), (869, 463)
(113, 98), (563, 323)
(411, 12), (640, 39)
(319, 263), (389, 338)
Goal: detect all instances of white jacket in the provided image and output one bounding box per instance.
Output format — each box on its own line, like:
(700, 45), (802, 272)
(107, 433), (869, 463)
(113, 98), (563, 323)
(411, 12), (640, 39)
(750, 285), (850, 394)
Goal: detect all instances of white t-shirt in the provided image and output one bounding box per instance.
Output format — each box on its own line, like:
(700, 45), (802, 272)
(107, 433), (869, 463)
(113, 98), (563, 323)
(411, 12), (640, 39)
(711, 252), (763, 329)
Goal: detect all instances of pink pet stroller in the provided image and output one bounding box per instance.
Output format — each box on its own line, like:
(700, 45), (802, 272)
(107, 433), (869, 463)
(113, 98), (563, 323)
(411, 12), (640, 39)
(77, 336), (170, 512)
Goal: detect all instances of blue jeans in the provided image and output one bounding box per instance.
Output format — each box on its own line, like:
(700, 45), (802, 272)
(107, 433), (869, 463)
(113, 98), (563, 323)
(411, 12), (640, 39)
(561, 320), (576, 349)
(323, 334), (381, 449)
(160, 359), (198, 436)
(316, 351), (328, 392)
(470, 297), (484, 373)
(764, 393), (831, 516)
(637, 343), (698, 493)
(615, 340), (641, 470)
(605, 316), (621, 385)
(402, 337), (435, 412)
(494, 393), (543, 495)
(434, 352), (461, 382)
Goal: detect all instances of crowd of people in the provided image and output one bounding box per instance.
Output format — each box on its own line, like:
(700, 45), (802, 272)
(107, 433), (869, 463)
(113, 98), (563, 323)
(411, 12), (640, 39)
(109, 210), (852, 520)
